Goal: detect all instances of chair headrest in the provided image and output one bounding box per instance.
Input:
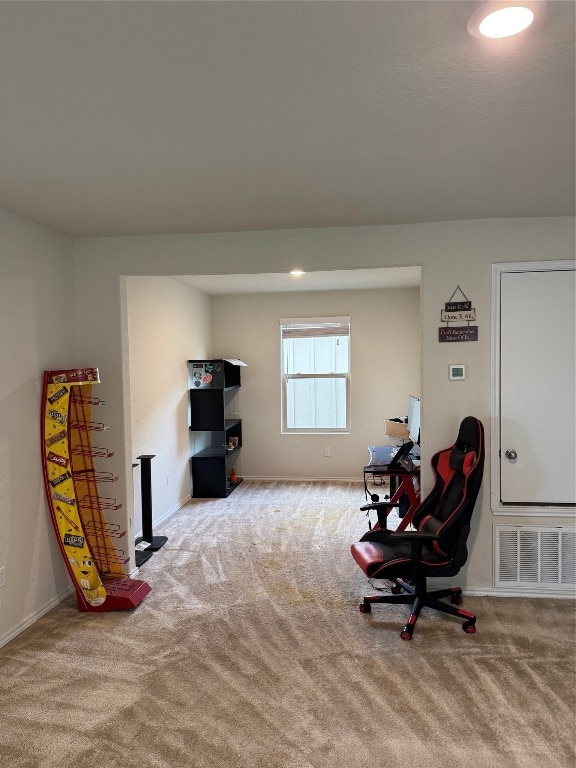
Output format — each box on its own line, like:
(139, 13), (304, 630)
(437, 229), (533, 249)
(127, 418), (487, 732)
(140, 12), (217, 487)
(450, 416), (483, 474)
(455, 416), (482, 452)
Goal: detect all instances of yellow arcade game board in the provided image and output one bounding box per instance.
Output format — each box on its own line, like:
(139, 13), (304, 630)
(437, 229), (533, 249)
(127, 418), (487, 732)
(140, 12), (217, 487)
(41, 368), (150, 611)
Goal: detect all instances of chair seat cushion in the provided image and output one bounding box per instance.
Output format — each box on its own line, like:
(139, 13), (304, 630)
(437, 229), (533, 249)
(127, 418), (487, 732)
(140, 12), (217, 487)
(351, 541), (387, 574)
(351, 539), (451, 579)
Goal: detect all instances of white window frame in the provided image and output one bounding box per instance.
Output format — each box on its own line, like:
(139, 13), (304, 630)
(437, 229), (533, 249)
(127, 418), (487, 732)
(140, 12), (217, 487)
(280, 316), (351, 434)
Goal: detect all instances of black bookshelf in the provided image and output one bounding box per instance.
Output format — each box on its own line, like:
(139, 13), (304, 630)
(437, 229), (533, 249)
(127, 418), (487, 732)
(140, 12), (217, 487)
(188, 359), (245, 498)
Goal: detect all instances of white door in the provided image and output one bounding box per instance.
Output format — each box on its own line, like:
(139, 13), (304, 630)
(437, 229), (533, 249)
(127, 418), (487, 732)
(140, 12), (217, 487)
(499, 267), (575, 506)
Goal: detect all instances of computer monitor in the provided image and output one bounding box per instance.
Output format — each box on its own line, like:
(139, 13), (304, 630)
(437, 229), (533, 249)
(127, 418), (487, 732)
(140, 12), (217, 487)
(408, 395), (420, 445)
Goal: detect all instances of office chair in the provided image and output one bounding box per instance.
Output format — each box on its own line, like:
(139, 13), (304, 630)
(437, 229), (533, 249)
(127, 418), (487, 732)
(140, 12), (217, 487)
(351, 416), (485, 640)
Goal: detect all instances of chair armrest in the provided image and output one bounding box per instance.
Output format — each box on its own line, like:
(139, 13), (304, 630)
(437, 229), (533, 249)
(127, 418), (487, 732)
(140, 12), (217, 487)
(359, 530), (439, 545)
(359, 528), (393, 543)
(387, 531), (439, 543)
(360, 500), (398, 532)
(388, 531), (441, 581)
(359, 501), (396, 513)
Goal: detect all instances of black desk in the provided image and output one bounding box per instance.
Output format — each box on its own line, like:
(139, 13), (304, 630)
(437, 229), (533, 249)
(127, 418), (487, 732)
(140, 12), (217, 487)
(364, 446), (421, 530)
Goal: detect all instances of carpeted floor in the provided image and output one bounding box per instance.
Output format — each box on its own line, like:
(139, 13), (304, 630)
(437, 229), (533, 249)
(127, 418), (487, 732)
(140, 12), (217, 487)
(1, 481), (574, 767)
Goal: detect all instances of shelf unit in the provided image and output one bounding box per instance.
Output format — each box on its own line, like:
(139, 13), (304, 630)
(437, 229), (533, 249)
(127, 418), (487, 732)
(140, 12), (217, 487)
(187, 359), (245, 498)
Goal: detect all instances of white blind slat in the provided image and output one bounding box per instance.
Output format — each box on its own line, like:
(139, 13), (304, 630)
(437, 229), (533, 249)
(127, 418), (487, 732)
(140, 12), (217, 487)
(280, 316), (351, 339)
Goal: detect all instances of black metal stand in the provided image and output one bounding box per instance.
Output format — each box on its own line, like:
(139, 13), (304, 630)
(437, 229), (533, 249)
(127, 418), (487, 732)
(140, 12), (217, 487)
(132, 462), (153, 567)
(135, 454), (167, 557)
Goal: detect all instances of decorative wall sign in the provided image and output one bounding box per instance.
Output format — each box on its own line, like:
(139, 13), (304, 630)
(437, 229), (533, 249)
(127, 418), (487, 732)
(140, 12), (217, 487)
(440, 308), (476, 323)
(439, 286), (478, 342)
(439, 327), (479, 342)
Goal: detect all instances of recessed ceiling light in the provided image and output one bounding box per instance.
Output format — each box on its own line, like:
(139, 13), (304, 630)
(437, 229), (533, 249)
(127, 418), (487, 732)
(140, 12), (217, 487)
(468, 2), (541, 40)
(290, 269), (305, 276)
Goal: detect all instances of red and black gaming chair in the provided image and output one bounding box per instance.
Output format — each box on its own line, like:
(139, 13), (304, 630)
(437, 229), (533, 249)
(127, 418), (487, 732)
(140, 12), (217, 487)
(351, 416), (485, 640)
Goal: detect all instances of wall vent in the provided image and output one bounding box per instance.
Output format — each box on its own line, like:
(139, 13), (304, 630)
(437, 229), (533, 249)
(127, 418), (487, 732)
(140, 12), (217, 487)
(494, 525), (576, 591)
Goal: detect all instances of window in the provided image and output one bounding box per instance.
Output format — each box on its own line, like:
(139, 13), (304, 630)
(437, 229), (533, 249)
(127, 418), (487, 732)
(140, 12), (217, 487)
(280, 316), (351, 433)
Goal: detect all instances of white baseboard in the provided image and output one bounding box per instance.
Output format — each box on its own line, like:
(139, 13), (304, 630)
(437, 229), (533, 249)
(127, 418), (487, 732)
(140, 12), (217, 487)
(243, 475), (364, 483)
(0, 587), (75, 650)
(133, 494), (192, 540)
(2, 497), (194, 649)
(464, 586), (576, 600)
(6, 490), (570, 650)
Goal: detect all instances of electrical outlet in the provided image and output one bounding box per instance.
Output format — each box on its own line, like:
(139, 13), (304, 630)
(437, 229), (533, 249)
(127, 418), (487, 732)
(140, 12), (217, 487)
(324, 447), (331, 457)
(0, 565), (6, 589)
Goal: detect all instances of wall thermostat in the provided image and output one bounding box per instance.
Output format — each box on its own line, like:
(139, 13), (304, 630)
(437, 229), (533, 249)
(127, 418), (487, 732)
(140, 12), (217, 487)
(449, 364), (466, 381)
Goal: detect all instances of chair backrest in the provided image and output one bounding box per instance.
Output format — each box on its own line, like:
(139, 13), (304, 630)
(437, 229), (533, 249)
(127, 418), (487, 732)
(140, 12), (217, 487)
(412, 416), (485, 563)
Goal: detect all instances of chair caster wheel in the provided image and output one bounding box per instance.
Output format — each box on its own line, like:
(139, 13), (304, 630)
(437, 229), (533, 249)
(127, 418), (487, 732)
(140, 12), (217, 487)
(462, 620), (476, 634)
(359, 602), (372, 614)
(400, 626), (413, 641)
(451, 593), (463, 605)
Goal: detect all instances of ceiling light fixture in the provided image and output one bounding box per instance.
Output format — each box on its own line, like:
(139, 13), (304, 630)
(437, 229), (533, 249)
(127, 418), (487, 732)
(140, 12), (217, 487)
(468, 1), (541, 39)
(290, 269), (305, 276)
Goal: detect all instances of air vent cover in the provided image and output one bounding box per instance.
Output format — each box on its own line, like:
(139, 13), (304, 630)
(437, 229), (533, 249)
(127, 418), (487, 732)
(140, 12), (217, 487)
(495, 525), (576, 590)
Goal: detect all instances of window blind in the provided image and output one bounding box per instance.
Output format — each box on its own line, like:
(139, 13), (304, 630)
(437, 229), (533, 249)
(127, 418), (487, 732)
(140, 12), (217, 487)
(280, 316), (351, 339)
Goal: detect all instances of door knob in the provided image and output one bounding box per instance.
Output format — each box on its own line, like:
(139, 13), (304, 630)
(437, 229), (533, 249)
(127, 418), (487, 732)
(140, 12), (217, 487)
(505, 449), (517, 460)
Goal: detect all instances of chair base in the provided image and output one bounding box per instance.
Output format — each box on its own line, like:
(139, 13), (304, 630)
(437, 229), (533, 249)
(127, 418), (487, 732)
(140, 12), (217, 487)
(359, 578), (476, 640)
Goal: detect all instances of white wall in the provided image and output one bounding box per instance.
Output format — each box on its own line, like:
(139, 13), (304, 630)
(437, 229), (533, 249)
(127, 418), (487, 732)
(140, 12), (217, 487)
(0, 209), (76, 646)
(74, 216), (575, 592)
(126, 276), (212, 533)
(1, 212), (571, 647)
(211, 288), (421, 479)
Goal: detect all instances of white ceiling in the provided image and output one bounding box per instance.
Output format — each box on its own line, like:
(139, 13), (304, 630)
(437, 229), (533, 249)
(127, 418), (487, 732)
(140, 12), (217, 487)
(0, 0), (574, 242)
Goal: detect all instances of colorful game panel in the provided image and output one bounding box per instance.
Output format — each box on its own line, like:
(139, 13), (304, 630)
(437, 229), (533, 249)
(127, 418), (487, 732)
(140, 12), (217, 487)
(41, 368), (151, 612)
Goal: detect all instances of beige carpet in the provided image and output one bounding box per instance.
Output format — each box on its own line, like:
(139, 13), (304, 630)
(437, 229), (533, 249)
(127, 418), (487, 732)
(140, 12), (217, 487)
(1, 481), (574, 768)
